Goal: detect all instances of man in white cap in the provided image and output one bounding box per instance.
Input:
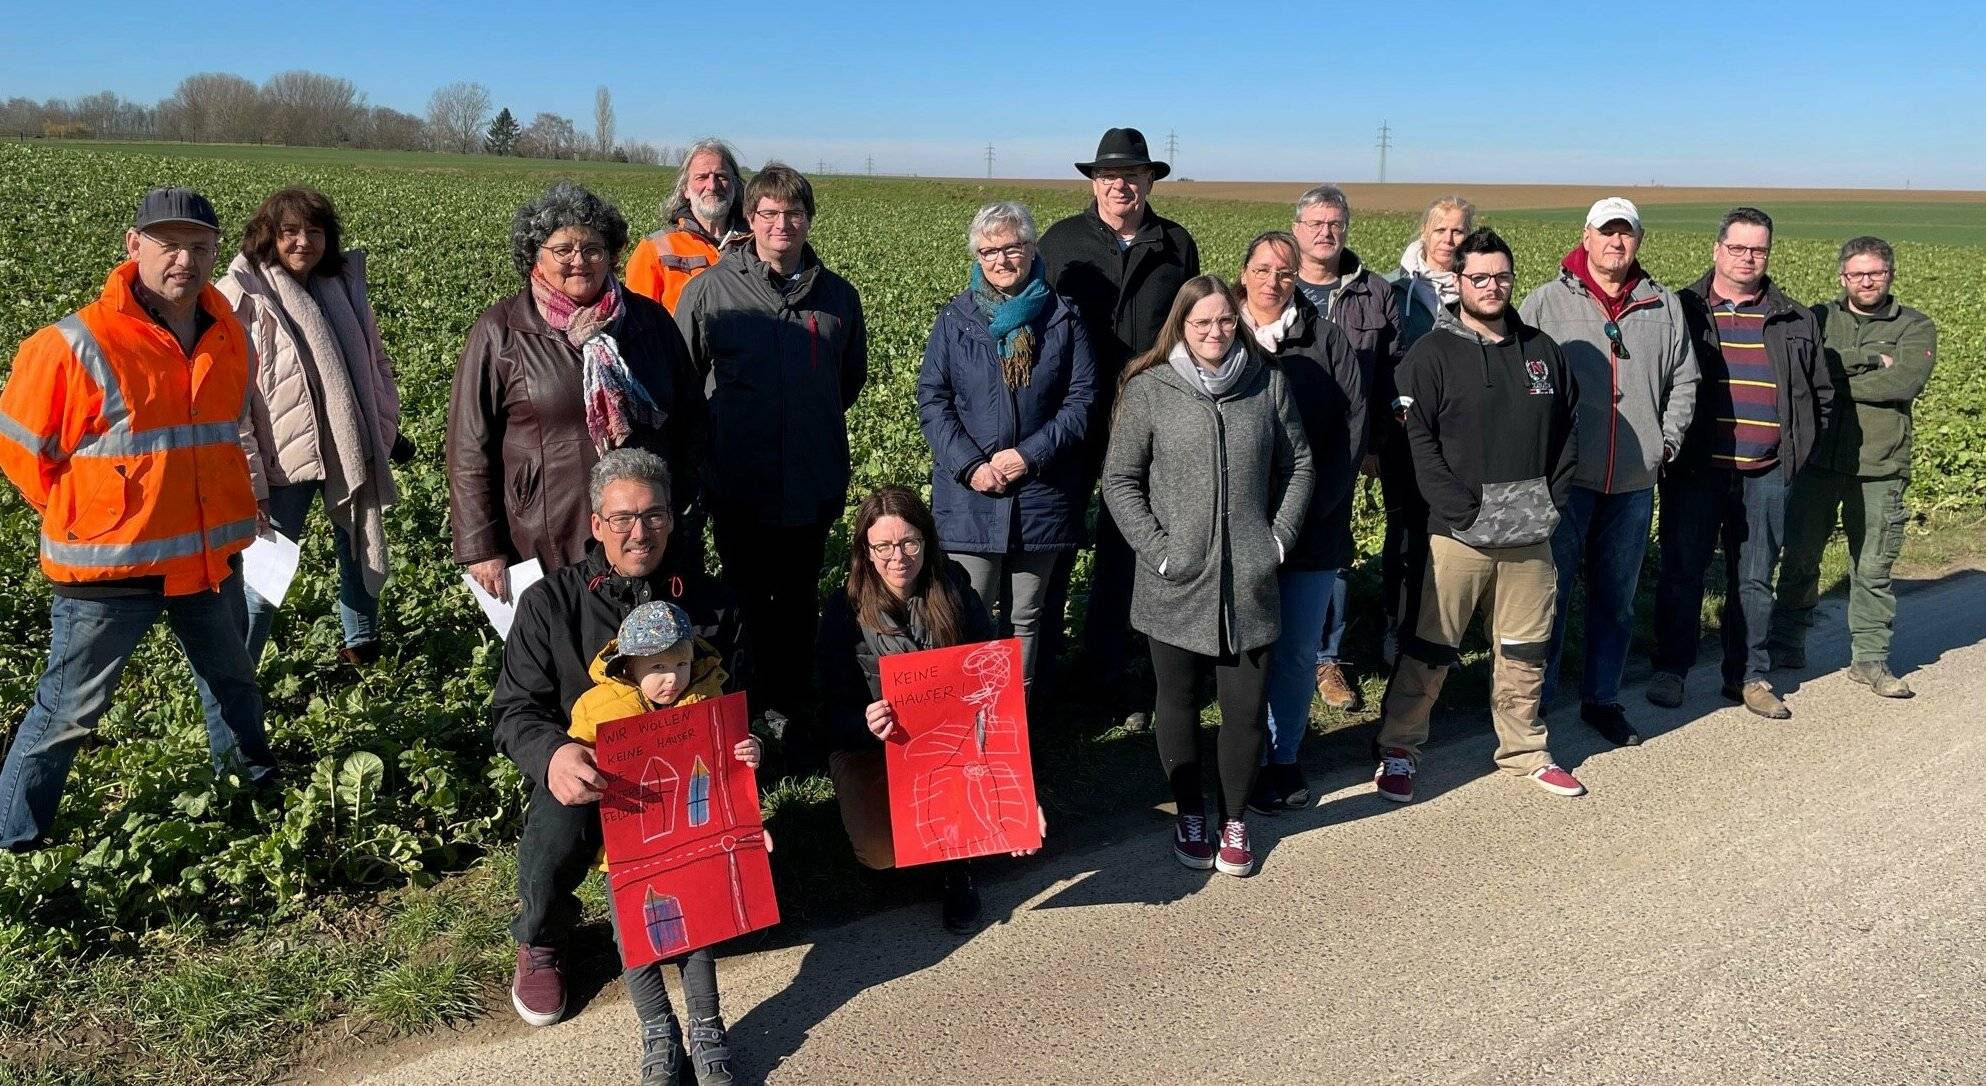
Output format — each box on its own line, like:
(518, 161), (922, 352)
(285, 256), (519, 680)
(1518, 197), (1698, 745)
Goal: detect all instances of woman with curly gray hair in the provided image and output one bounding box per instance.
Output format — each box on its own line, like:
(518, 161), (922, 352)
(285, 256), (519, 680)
(447, 182), (707, 599)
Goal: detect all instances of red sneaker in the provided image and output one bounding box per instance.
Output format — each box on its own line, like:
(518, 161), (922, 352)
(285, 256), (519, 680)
(1173, 813), (1214, 870)
(511, 943), (566, 1026)
(1374, 747), (1416, 803)
(1214, 818), (1254, 877)
(1528, 764), (1587, 797)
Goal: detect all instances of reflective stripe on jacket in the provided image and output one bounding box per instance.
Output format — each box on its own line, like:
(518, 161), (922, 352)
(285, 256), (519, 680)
(0, 261), (259, 594)
(625, 220), (742, 313)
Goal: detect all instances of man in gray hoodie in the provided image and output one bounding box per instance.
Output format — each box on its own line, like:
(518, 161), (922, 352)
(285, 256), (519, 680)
(1519, 198), (1697, 747)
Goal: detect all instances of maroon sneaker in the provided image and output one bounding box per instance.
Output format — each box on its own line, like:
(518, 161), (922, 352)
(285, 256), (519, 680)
(511, 943), (566, 1026)
(1173, 813), (1214, 870)
(1528, 764), (1587, 797)
(1374, 747), (1416, 803)
(1214, 818), (1254, 877)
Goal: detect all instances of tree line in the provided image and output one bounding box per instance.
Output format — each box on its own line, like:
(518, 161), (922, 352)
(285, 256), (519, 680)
(1, 72), (676, 165)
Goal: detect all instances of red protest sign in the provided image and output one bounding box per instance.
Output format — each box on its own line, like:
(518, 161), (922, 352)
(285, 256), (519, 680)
(595, 691), (777, 969)
(880, 638), (1041, 867)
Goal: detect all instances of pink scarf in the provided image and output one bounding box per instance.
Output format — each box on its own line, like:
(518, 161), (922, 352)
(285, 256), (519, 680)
(530, 268), (664, 452)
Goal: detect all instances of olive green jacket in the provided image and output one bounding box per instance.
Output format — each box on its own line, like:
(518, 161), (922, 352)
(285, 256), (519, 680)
(1812, 296), (1938, 478)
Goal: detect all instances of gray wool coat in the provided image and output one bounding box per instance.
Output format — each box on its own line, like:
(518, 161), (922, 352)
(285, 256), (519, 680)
(1101, 353), (1314, 657)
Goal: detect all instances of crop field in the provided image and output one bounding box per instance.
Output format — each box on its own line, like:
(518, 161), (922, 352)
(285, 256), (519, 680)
(0, 140), (1980, 1081)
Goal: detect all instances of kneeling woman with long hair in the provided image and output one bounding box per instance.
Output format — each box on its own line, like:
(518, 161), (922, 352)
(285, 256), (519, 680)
(1100, 276), (1313, 877)
(816, 485), (1043, 930)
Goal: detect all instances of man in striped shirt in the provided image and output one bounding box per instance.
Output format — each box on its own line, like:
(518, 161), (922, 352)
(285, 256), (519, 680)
(1649, 208), (1832, 719)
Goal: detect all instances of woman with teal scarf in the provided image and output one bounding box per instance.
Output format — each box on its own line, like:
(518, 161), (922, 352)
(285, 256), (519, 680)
(916, 202), (1098, 691)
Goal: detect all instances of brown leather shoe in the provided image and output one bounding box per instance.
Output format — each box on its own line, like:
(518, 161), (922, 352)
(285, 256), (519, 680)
(1732, 679), (1791, 719)
(1314, 662), (1358, 711)
(337, 641), (382, 667)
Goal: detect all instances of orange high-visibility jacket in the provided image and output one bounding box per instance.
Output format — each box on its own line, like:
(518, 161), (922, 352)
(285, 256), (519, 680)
(624, 219), (745, 313)
(0, 261), (261, 595)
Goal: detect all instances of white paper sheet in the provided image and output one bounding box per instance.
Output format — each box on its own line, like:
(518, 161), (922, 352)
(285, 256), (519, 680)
(241, 530), (301, 608)
(463, 558), (545, 640)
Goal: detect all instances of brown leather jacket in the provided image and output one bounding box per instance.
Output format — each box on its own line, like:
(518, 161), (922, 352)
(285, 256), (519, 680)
(446, 288), (706, 571)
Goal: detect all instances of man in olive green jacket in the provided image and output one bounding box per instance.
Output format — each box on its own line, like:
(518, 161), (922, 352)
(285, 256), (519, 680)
(1769, 236), (1938, 697)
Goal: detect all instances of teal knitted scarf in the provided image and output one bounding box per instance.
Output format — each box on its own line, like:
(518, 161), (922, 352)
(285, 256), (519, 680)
(970, 256), (1052, 389)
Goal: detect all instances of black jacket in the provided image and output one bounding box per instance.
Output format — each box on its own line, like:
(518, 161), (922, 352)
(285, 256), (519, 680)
(814, 559), (995, 754)
(447, 289), (706, 571)
(675, 242), (868, 527)
(491, 543), (747, 787)
(1398, 305), (1579, 548)
(1674, 272), (1832, 482)
(1039, 202), (1200, 417)
(1265, 297), (1368, 570)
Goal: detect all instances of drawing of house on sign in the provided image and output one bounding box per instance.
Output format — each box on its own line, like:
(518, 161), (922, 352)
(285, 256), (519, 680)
(641, 756), (680, 841)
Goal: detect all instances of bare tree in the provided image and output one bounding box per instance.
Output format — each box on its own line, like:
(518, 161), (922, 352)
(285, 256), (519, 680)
(262, 70), (366, 146)
(425, 81), (491, 154)
(621, 140), (661, 166)
(593, 86), (615, 159)
(518, 112), (580, 159)
(157, 72), (263, 142)
(361, 106), (428, 151)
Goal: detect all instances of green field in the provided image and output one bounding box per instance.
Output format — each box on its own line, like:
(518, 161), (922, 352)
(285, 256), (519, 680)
(1509, 200), (1986, 247)
(0, 140), (1980, 1084)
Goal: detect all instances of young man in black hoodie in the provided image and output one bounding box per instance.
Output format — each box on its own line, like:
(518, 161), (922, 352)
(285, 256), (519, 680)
(1373, 229), (1587, 803)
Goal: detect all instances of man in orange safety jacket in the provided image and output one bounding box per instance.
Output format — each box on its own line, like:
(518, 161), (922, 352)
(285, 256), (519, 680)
(623, 138), (749, 313)
(0, 188), (278, 851)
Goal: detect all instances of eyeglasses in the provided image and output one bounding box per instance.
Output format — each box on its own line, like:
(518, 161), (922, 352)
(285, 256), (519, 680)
(542, 243), (609, 264)
(601, 509), (672, 533)
(1721, 242), (1771, 260)
(1246, 266), (1297, 284)
(752, 208), (809, 224)
(976, 243), (1031, 263)
(1602, 320), (1631, 360)
(1092, 170), (1151, 186)
(868, 537), (924, 558)
(1842, 268), (1893, 282)
(140, 233), (217, 260)
(1294, 218), (1347, 235)
(1460, 272), (1515, 290)
(1185, 316), (1240, 332)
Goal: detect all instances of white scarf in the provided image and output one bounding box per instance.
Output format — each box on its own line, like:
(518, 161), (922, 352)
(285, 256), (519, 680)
(1399, 238), (1460, 307)
(1240, 302), (1299, 354)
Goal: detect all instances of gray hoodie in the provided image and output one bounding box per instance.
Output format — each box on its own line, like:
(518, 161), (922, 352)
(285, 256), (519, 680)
(1519, 264), (1698, 494)
(1101, 351), (1313, 657)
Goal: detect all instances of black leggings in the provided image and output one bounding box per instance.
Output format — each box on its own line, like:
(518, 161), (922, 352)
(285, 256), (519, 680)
(1149, 638), (1269, 820)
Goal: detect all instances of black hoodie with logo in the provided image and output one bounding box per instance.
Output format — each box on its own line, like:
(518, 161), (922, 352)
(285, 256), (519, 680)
(1395, 304), (1579, 548)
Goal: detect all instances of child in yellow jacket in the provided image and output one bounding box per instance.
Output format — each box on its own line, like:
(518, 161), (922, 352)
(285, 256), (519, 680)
(569, 600), (759, 1086)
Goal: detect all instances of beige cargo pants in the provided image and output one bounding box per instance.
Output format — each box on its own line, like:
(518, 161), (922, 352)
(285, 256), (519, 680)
(1376, 535), (1557, 774)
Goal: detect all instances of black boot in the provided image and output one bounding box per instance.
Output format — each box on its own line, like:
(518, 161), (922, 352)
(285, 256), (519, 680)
(639, 1017), (684, 1085)
(687, 1015), (735, 1085)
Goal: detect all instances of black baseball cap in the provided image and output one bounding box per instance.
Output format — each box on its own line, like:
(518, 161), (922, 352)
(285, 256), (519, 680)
(134, 187), (220, 233)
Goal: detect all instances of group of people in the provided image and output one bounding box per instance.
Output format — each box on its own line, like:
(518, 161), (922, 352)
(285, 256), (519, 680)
(0, 126), (1941, 1084)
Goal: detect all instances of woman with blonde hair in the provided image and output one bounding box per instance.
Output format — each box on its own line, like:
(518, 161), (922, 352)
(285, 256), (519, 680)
(1101, 275), (1312, 877)
(1391, 195), (1477, 348)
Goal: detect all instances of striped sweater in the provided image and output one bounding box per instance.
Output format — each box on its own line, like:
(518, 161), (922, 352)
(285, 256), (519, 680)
(1702, 295), (1779, 469)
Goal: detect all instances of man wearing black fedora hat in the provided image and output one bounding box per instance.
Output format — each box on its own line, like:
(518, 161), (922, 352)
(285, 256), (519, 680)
(1040, 127), (1200, 728)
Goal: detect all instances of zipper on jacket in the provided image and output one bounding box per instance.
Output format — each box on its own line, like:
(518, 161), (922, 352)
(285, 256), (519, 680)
(1580, 284), (1659, 494)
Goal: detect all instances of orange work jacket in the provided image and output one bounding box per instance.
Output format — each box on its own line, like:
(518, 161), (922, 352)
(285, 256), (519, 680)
(624, 218), (745, 313)
(0, 261), (260, 595)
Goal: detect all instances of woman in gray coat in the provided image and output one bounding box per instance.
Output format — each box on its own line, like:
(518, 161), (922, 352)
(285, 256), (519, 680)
(1102, 275), (1312, 879)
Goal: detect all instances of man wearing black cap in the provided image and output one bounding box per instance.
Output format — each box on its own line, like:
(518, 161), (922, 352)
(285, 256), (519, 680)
(1039, 127), (1200, 725)
(0, 188), (275, 850)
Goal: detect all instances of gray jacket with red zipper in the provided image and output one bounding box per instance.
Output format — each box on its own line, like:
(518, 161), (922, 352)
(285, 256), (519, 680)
(1519, 255), (1698, 494)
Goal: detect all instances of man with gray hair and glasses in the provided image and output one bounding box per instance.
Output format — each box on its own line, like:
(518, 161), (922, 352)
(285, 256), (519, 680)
(491, 448), (747, 1030)
(1651, 207), (1830, 719)
(1769, 236), (1936, 698)
(626, 138), (749, 313)
(1289, 183), (1400, 710)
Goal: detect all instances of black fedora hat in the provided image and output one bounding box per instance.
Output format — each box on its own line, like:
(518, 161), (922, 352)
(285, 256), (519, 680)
(1075, 127), (1171, 180)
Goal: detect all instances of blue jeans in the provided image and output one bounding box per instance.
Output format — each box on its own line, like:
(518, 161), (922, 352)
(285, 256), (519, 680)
(1653, 466), (1789, 686)
(1310, 569), (1350, 666)
(0, 567), (274, 847)
(1265, 568), (1340, 765)
(245, 481), (380, 660)
(1544, 486), (1654, 709)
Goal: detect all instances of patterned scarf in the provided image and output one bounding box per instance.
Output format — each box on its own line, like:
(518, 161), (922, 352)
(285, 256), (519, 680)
(530, 268), (665, 452)
(971, 256), (1052, 389)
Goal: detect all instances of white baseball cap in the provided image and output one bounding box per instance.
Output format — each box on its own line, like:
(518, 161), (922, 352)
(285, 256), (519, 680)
(1584, 196), (1642, 233)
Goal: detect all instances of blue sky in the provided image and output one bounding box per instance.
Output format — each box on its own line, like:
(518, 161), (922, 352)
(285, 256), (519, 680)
(6, 0), (1982, 187)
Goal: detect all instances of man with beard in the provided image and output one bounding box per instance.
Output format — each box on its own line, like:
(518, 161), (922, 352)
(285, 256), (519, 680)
(1372, 228), (1585, 804)
(625, 139), (749, 313)
(1520, 198), (1698, 746)
(1651, 208), (1831, 719)
(1769, 236), (1933, 699)
(1288, 184), (1400, 711)
(1038, 127), (1199, 729)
